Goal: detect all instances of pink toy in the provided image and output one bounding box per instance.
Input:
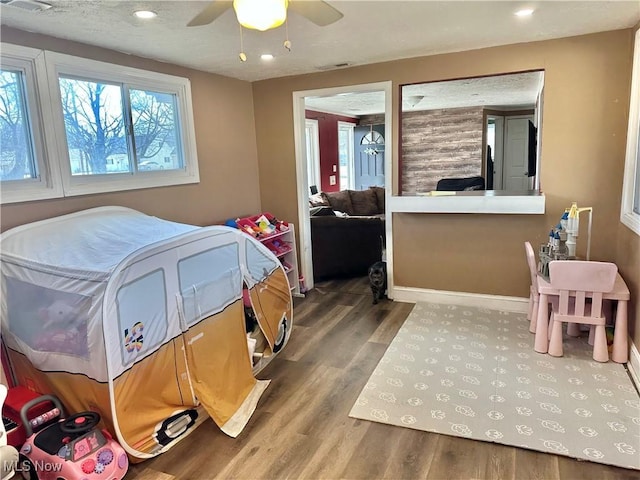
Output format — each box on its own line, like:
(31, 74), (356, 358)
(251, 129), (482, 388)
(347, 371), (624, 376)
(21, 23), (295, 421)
(18, 394), (128, 480)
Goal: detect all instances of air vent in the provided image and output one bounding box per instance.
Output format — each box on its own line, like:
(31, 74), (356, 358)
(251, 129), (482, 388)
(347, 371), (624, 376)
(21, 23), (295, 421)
(316, 62), (353, 71)
(0, 0), (52, 12)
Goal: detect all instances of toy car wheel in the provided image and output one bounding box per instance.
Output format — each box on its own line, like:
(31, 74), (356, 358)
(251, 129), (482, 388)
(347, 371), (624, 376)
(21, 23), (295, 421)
(18, 455), (38, 480)
(272, 317), (288, 353)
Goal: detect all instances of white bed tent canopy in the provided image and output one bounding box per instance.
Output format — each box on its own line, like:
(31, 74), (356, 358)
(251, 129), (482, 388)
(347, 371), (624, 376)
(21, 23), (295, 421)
(1, 206), (293, 459)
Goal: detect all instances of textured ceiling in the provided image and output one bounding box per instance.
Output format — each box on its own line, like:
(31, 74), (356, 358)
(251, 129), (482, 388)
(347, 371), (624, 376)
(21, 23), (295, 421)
(1, 0), (638, 83)
(1, 1), (636, 117)
(306, 71), (543, 115)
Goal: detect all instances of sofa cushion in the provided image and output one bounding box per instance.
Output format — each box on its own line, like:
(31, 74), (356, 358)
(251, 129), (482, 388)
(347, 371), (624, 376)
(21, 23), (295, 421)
(349, 189), (379, 216)
(310, 206), (336, 217)
(310, 215), (383, 280)
(369, 186), (385, 213)
(322, 190), (354, 215)
(309, 192), (330, 207)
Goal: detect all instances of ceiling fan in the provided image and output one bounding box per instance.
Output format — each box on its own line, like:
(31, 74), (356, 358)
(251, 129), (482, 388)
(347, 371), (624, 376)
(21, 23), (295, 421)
(187, 0), (344, 30)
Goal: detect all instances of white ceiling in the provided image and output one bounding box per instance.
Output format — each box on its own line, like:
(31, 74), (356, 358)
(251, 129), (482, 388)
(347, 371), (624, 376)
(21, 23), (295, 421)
(1, 1), (637, 116)
(1, 0), (638, 84)
(305, 70), (544, 115)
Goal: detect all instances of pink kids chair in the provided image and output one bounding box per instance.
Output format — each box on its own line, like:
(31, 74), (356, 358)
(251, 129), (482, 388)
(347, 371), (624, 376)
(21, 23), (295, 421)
(547, 260), (617, 362)
(524, 242), (540, 333)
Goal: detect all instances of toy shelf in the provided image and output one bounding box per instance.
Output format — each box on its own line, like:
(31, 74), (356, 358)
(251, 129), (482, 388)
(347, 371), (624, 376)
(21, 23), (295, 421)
(235, 214), (302, 297)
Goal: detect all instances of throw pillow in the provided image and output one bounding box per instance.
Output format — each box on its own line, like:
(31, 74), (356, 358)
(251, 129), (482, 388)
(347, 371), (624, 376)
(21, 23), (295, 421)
(309, 192), (329, 207)
(322, 190), (354, 215)
(369, 186), (385, 213)
(350, 189), (379, 216)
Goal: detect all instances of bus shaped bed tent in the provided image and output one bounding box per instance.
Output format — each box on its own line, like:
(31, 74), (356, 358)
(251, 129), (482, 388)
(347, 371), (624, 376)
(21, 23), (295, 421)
(0, 207), (292, 461)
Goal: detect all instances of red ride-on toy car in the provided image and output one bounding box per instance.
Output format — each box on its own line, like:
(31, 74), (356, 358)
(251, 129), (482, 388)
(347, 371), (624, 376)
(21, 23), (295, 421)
(17, 395), (128, 480)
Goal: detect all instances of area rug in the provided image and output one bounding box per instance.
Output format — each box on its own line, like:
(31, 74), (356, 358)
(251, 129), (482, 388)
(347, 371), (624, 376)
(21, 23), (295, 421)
(349, 302), (640, 470)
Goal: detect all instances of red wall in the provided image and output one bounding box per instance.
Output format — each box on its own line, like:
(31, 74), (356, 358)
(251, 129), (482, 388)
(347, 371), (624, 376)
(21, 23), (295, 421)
(305, 110), (358, 192)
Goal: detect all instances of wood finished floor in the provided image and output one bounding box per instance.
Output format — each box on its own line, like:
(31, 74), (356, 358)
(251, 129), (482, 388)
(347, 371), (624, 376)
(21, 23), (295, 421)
(126, 277), (638, 480)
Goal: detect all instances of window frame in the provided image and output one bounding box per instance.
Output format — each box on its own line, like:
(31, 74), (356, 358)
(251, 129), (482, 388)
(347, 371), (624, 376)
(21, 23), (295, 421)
(0, 44), (63, 204)
(337, 120), (355, 190)
(44, 51), (200, 197)
(0, 44), (200, 204)
(621, 29), (640, 236)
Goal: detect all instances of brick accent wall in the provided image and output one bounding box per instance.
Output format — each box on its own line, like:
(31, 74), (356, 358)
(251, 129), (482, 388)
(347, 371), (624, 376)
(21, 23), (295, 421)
(401, 106), (484, 194)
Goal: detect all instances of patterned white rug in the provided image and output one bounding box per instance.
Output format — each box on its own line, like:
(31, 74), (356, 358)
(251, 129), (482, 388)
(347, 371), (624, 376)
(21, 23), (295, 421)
(349, 302), (640, 470)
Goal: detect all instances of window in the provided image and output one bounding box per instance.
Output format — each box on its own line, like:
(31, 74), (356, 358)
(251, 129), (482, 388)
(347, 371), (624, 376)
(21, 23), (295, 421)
(117, 269), (168, 366)
(621, 30), (640, 235)
(0, 44), (199, 204)
(305, 118), (320, 190)
(178, 244), (241, 326)
(338, 121), (355, 190)
(0, 69), (37, 180)
(0, 44), (63, 203)
(58, 77), (184, 176)
(5, 276), (91, 358)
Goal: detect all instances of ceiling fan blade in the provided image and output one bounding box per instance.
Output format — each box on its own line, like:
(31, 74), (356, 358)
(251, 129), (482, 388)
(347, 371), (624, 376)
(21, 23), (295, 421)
(187, 1), (233, 27)
(289, 0), (343, 27)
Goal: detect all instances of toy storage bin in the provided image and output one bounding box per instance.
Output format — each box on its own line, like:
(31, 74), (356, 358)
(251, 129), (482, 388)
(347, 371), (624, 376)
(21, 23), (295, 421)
(236, 217), (261, 237)
(237, 212), (289, 239)
(262, 239), (292, 257)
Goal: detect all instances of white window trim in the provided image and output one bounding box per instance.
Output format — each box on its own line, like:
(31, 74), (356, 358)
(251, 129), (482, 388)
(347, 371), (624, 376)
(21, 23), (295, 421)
(621, 29), (640, 235)
(305, 118), (320, 190)
(44, 51), (199, 197)
(1, 45), (199, 204)
(338, 121), (355, 190)
(0, 44), (63, 204)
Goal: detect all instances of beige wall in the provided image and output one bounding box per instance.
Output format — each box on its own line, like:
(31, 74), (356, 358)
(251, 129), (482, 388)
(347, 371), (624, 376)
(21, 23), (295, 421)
(252, 30), (633, 297)
(0, 27), (261, 231)
(615, 22), (640, 352)
(1, 28), (636, 349)
(616, 227), (640, 352)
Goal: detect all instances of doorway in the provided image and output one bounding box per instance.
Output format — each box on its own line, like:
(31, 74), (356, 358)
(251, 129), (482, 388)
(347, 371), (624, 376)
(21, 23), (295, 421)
(292, 82), (392, 290)
(485, 114), (534, 191)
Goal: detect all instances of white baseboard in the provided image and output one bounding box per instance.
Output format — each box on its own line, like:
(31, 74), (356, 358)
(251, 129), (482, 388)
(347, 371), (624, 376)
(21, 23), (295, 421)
(391, 286), (529, 313)
(628, 340), (640, 390)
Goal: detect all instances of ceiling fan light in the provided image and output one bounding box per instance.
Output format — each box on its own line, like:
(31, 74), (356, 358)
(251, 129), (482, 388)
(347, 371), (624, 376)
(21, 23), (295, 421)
(233, 0), (288, 31)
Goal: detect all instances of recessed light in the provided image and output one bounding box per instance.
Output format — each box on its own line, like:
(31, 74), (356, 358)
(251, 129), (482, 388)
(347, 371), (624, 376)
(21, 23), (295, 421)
(134, 10), (157, 19)
(261, 54), (274, 61)
(515, 8), (534, 17)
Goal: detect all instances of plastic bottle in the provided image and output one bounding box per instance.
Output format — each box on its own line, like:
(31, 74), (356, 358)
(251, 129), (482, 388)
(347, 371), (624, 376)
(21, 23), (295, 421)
(567, 202), (579, 234)
(560, 211), (569, 231)
(554, 231), (561, 254)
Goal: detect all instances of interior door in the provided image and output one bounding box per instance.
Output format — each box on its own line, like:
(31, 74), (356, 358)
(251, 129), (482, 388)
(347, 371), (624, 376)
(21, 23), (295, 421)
(503, 116), (533, 191)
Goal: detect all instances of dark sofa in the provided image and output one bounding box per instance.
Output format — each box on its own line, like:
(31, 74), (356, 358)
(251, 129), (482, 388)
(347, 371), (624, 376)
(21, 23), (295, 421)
(310, 187), (385, 281)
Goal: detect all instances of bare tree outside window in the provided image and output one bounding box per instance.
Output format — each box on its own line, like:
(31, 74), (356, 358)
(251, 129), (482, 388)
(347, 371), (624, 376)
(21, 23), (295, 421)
(59, 77), (182, 175)
(0, 69), (37, 181)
